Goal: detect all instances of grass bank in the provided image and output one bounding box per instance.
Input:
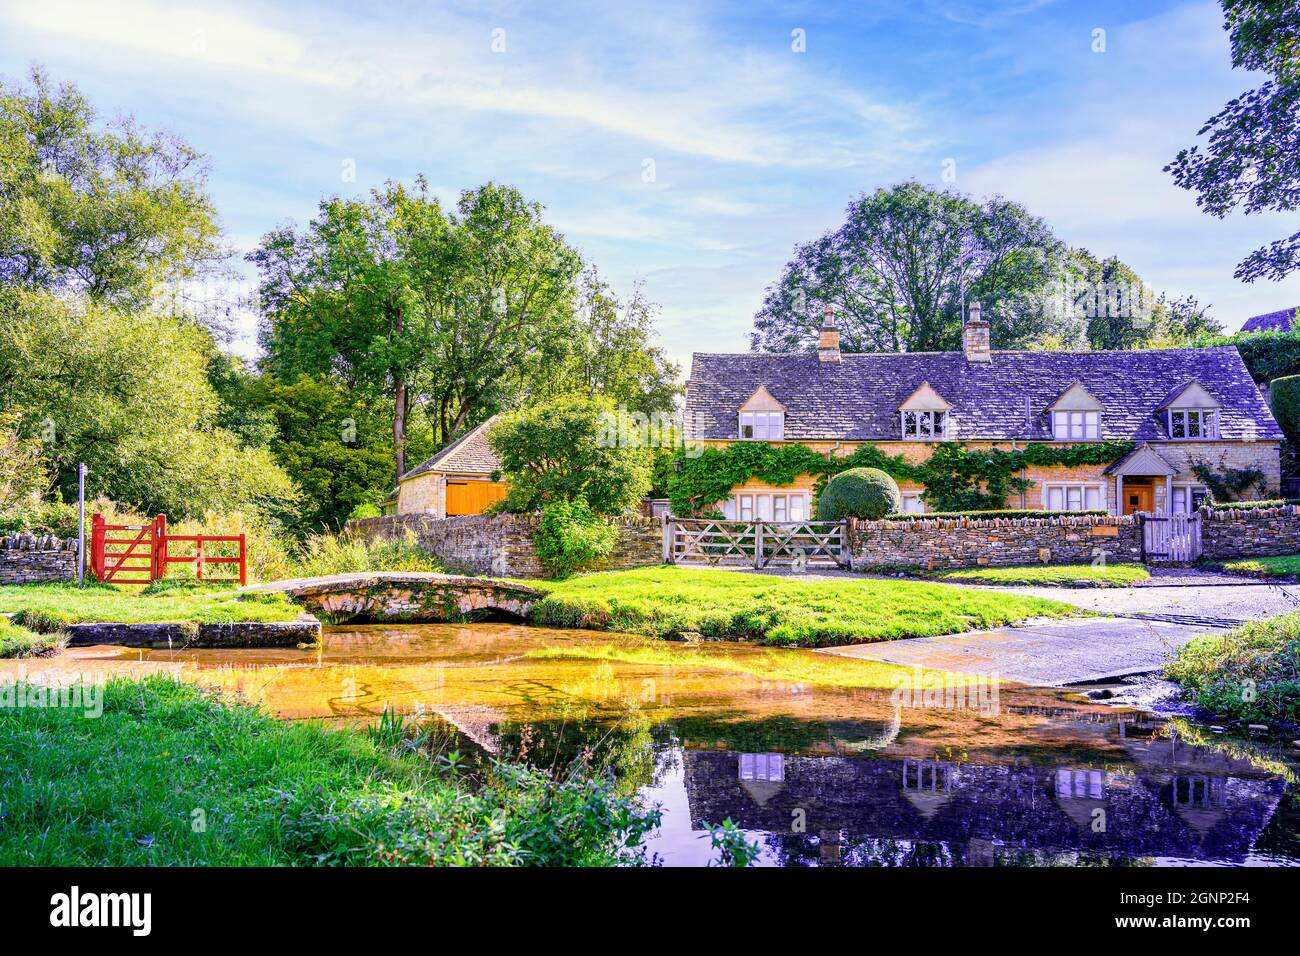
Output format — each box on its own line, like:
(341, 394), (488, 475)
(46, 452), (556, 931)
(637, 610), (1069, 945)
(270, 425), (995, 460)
(926, 563), (1150, 587)
(529, 566), (1075, 646)
(1166, 612), (1300, 724)
(1219, 554), (1300, 580)
(0, 675), (659, 866)
(0, 581), (298, 632)
(0, 617), (64, 658)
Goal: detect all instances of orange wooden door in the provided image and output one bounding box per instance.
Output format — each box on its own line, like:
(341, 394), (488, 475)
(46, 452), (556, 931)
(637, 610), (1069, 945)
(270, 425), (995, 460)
(446, 480), (509, 515)
(1123, 484), (1154, 515)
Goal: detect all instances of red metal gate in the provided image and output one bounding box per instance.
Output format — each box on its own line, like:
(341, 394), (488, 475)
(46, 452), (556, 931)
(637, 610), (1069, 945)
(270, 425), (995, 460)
(91, 514), (247, 586)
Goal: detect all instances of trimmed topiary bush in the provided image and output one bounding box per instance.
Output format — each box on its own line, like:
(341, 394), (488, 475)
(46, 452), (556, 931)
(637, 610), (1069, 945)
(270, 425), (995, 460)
(815, 467), (900, 521)
(1271, 374), (1300, 444)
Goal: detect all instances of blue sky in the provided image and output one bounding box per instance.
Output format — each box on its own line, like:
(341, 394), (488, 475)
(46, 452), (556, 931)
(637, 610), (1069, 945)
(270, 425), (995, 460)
(2, 0), (1298, 370)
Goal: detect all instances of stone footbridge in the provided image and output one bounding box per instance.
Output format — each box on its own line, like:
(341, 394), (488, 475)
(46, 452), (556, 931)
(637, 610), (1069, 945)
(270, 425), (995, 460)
(239, 572), (544, 623)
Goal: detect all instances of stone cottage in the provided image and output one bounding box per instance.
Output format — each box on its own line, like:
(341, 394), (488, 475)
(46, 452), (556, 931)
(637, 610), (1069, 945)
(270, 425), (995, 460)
(683, 305), (1284, 518)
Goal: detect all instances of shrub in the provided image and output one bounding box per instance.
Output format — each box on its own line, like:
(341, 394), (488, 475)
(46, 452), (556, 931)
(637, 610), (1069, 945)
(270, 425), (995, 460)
(1166, 612), (1300, 723)
(815, 468), (900, 521)
(489, 396), (652, 516)
(534, 499), (618, 579)
(1205, 498), (1300, 512)
(349, 503), (382, 521)
(289, 529), (441, 578)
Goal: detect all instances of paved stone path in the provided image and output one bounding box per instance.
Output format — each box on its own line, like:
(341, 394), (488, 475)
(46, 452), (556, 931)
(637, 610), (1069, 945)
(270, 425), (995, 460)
(817, 617), (1221, 686)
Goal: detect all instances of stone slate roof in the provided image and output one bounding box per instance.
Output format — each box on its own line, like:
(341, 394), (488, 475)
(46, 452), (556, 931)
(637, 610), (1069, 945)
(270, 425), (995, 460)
(684, 347), (1282, 443)
(399, 416), (501, 481)
(1240, 306), (1299, 334)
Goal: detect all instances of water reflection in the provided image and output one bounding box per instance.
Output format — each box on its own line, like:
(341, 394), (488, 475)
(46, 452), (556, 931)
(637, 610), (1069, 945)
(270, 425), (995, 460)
(7, 621), (1295, 867)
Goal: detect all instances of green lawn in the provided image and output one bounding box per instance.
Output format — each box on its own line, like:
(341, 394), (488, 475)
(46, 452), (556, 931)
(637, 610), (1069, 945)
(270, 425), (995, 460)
(529, 566), (1076, 646)
(1166, 611), (1300, 724)
(0, 581), (299, 631)
(0, 675), (659, 866)
(927, 563), (1150, 587)
(1220, 554), (1300, 580)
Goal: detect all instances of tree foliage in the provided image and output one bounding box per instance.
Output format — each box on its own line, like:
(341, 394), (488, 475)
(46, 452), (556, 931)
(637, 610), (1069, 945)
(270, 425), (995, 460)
(0, 67), (226, 311)
(1166, 0), (1300, 281)
(751, 182), (1066, 353)
(0, 289), (298, 519)
(489, 395), (652, 516)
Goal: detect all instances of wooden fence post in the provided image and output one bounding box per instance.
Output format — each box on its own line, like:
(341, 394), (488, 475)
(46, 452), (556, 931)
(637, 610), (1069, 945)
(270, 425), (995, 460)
(661, 514), (672, 564)
(239, 534), (248, 586)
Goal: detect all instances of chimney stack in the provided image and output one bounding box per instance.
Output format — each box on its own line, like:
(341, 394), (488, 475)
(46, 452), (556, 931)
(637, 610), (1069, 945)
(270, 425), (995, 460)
(818, 304), (841, 364)
(962, 300), (990, 363)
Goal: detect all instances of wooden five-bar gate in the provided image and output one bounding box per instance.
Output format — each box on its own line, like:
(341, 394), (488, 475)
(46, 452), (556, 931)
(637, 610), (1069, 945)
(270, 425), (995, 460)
(1141, 512), (1202, 563)
(90, 514), (247, 586)
(664, 516), (850, 569)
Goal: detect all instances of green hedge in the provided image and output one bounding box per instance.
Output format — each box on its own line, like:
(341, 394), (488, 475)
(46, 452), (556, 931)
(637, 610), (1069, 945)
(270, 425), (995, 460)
(1205, 498), (1300, 512)
(1192, 327), (1300, 383)
(1271, 375), (1300, 444)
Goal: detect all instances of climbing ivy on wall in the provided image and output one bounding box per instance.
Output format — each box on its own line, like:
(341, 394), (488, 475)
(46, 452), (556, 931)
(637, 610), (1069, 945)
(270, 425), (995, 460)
(668, 440), (1134, 516)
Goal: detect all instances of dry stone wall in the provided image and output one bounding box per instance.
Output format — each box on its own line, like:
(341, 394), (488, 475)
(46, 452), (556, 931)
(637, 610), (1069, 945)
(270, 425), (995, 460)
(849, 514), (1142, 570)
(345, 512), (663, 578)
(0, 534), (77, 584)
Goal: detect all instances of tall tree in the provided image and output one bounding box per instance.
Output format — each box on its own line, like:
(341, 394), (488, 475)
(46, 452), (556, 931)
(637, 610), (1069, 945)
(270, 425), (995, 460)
(548, 269), (680, 416)
(1051, 249), (1223, 350)
(1166, 0), (1300, 281)
(0, 67), (226, 310)
(751, 182), (1066, 353)
(254, 179), (588, 479)
(409, 182), (585, 441)
(252, 183), (433, 478)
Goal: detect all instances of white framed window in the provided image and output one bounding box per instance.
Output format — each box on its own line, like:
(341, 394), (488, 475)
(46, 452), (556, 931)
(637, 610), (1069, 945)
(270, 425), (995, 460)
(899, 492), (925, 514)
(1043, 482), (1105, 512)
(1169, 484), (1208, 514)
(724, 491), (808, 522)
(1168, 408), (1216, 440)
(738, 411), (784, 441)
(1052, 410), (1100, 441)
(1056, 768), (1104, 800)
(739, 753), (784, 783)
(901, 410), (947, 440)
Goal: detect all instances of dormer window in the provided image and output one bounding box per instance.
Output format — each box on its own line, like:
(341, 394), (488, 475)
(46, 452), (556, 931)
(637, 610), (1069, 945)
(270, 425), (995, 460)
(1052, 410), (1100, 440)
(739, 410), (784, 440)
(897, 381), (952, 442)
(736, 385), (787, 441)
(1159, 380), (1221, 441)
(902, 410), (947, 440)
(1170, 408), (1217, 439)
(1047, 382), (1103, 441)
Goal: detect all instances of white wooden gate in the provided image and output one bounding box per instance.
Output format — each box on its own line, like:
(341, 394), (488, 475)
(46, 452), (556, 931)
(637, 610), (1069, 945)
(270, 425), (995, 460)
(1142, 513), (1202, 563)
(664, 517), (850, 568)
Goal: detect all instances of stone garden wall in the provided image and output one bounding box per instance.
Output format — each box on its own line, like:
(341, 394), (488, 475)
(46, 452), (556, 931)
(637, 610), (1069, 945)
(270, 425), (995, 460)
(0, 533), (78, 584)
(1200, 504), (1300, 560)
(345, 512), (664, 578)
(849, 514), (1142, 571)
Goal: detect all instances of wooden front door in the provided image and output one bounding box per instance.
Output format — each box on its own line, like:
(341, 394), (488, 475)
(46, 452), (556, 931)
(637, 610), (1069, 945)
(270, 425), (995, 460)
(1123, 482), (1155, 515)
(445, 480), (509, 516)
